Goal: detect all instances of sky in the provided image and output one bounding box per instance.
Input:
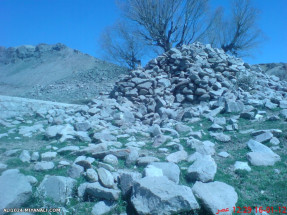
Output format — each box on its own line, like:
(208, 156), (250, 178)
(0, 0), (286, 65)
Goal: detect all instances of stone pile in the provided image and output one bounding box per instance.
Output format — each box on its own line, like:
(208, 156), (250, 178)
(112, 42), (287, 124)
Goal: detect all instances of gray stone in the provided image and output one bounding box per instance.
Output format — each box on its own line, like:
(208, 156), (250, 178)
(234, 161), (251, 172)
(192, 181), (238, 215)
(279, 109), (287, 120)
(74, 156), (95, 170)
(191, 140), (215, 155)
(74, 122), (91, 131)
(137, 156), (160, 166)
(97, 168), (115, 188)
(41, 152), (57, 161)
(211, 132), (231, 142)
(240, 112), (255, 120)
(58, 146), (80, 154)
(279, 101), (287, 109)
(86, 168), (99, 182)
(150, 162), (180, 184)
(246, 139), (280, 166)
(38, 175), (76, 203)
(91, 201), (116, 215)
(0, 163), (7, 170)
(118, 170), (142, 197)
(34, 161), (55, 171)
(103, 154), (118, 166)
(19, 150), (30, 163)
(208, 123), (223, 132)
(270, 137), (280, 145)
(175, 123), (191, 133)
(144, 165), (163, 178)
(30, 152), (39, 162)
(187, 155), (217, 182)
(67, 164), (84, 178)
(131, 177), (199, 215)
(225, 101), (244, 113)
(166, 150), (188, 163)
(85, 182), (121, 201)
(0, 169), (32, 214)
(254, 132), (273, 143)
(218, 151), (230, 158)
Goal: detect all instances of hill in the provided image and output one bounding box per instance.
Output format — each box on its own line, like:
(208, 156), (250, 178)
(0, 43), (128, 103)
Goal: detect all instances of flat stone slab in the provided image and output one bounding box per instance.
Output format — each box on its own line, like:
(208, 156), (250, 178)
(38, 175), (76, 203)
(192, 181), (238, 215)
(131, 176), (199, 215)
(0, 169), (32, 214)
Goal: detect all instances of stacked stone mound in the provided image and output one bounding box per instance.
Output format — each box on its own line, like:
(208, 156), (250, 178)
(112, 42), (287, 123)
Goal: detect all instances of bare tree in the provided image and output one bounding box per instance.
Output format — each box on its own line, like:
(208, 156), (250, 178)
(100, 21), (145, 69)
(219, 0), (263, 56)
(118, 0), (212, 52)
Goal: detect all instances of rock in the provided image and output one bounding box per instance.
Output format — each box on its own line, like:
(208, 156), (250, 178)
(38, 175), (76, 203)
(19, 150), (30, 163)
(67, 164), (84, 178)
(279, 100), (287, 108)
(218, 151), (230, 158)
(45, 125), (64, 138)
(187, 155), (217, 182)
(137, 156), (160, 166)
(58, 146), (80, 154)
(84, 182), (121, 201)
(0, 169), (32, 213)
(34, 161), (55, 171)
(211, 132), (231, 142)
(30, 152), (39, 161)
(93, 132), (117, 143)
(254, 132), (273, 143)
(91, 201), (116, 215)
(97, 168), (115, 188)
(240, 112), (255, 120)
(86, 168), (99, 182)
(279, 109), (287, 120)
(225, 101), (244, 113)
(148, 124), (162, 137)
(191, 140), (215, 155)
(270, 137), (280, 145)
(103, 154), (118, 166)
(0, 163), (7, 170)
(74, 122), (91, 131)
(118, 170), (142, 197)
(131, 177), (199, 215)
(208, 123), (223, 132)
(144, 165), (163, 177)
(74, 156), (95, 170)
(166, 150), (188, 163)
(234, 161), (251, 172)
(192, 181), (238, 215)
(149, 162), (180, 184)
(175, 123), (191, 133)
(246, 140), (280, 166)
(41, 152), (57, 161)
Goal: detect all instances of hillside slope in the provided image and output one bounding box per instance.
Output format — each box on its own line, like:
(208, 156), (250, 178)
(0, 43), (128, 103)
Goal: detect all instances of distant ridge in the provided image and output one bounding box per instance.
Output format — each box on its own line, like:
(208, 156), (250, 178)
(0, 43), (128, 103)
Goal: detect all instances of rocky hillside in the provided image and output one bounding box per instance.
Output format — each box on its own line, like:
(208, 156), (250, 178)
(257, 62), (287, 81)
(0, 43), (128, 103)
(0, 43), (286, 215)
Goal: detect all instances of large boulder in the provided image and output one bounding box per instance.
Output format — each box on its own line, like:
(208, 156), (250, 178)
(187, 155), (217, 182)
(131, 177), (199, 215)
(192, 181), (238, 215)
(37, 175), (76, 203)
(246, 139), (280, 166)
(0, 169), (32, 215)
